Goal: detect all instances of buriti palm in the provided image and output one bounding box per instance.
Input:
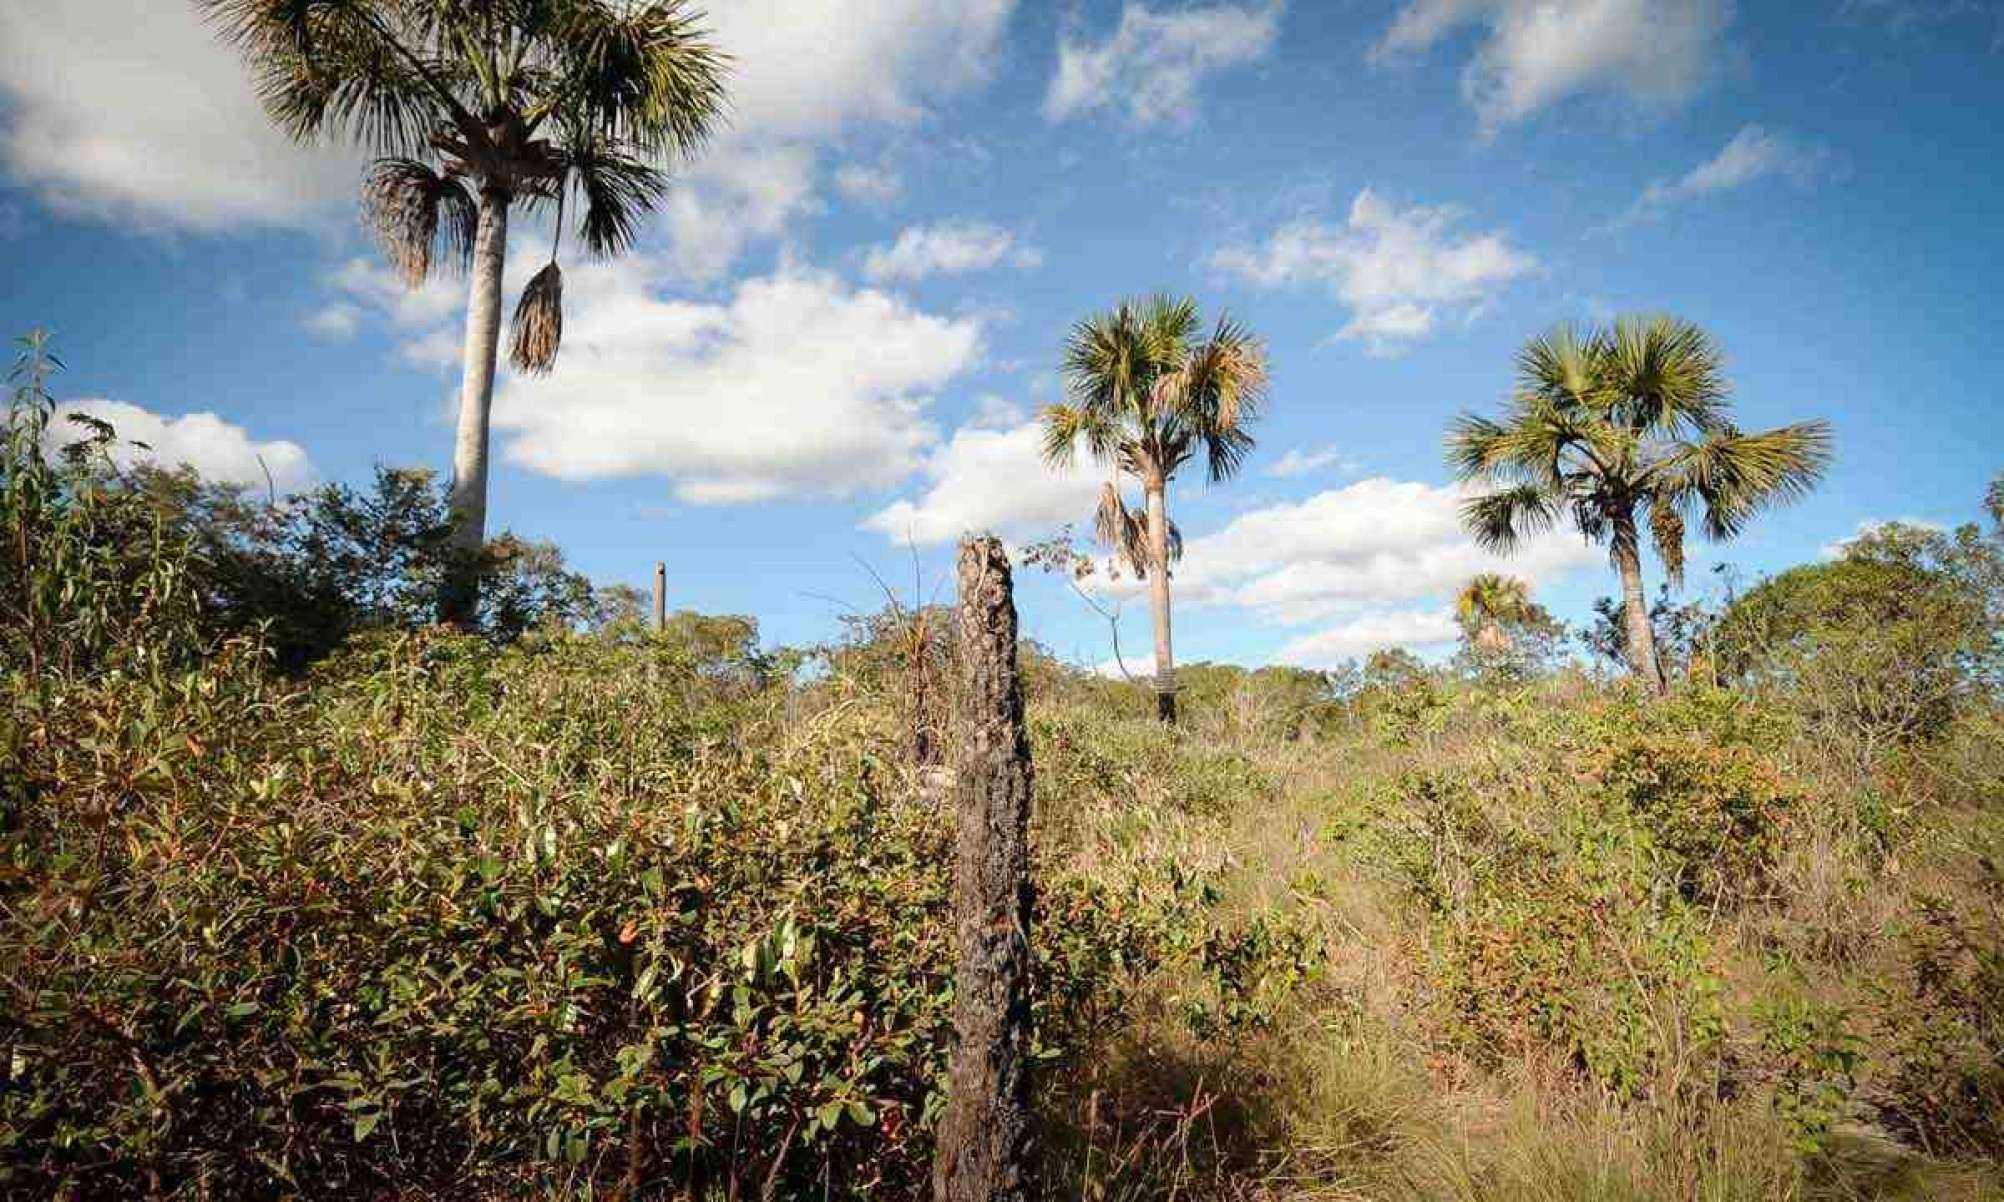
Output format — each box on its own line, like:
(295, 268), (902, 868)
(1449, 316), (1831, 693)
(1040, 296), (1268, 724)
(206, 0), (727, 624)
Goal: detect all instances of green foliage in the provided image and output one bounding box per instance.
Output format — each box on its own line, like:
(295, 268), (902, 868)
(1878, 877), (2004, 1158)
(132, 463), (598, 670)
(1358, 696), (1798, 1096)
(1756, 995), (1863, 1153)
(1714, 520), (2001, 765)
(1, 615), (1308, 1197)
(1, 332), (205, 683)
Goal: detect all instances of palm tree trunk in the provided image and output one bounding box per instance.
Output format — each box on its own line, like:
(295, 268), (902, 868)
(438, 184), (511, 627)
(1611, 514), (1666, 694)
(1143, 481), (1177, 724)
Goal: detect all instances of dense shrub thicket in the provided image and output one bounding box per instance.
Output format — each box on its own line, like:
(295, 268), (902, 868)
(5, 342), (2003, 1199)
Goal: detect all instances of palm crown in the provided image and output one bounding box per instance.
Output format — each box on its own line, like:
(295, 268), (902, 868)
(1455, 572), (1534, 642)
(1039, 295), (1267, 575)
(1448, 315), (1830, 687)
(205, 0), (726, 369)
(1449, 316), (1831, 585)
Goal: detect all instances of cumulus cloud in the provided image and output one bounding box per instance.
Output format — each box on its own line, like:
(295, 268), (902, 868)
(1275, 609), (1460, 667)
(49, 399), (314, 493)
(1264, 444), (1354, 478)
(654, 145), (820, 284)
(0, 0), (1011, 237)
(1126, 476), (1599, 624)
(488, 260), (983, 504)
(0, 0), (358, 230)
(862, 221), (1041, 283)
(1211, 190), (1537, 354)
(1374, 0), (1734, 134)
(862, 419), (1101, 545)
(1609, 124), (1827, 229)
(708, 0), (1015, 138)
(1044, 1), (1283, 126)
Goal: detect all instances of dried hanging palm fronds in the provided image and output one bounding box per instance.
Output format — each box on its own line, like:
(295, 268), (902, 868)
(509, 261), (564, 374)
(1094, 481), (1152, 578)
(362, 158), (476, 287)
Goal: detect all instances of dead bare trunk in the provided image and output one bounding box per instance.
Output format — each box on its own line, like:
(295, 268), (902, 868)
(933, 536), (1034, 1202)
(439, 185), (510, 627)
(1612, 513), (1666, 695)
(1143, 482), (1177, 724)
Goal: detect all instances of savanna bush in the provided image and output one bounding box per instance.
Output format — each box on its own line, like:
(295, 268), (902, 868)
(2, 624), (1311, 1199)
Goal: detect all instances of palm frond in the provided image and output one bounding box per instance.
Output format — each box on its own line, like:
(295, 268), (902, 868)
(1093, 482), (1150, 576)
(509, 261), (564, 374)
(1038, 404), (1086, 470)
(540, 0), (730, 158)
(1605, 314), (1729, 436)
(362, 157), (476, 286)
(202, 0), (455, 156)
(1460, 484), (1562, 554)
(1660, 419), (1834, 540)
(558, 135), (668, 257)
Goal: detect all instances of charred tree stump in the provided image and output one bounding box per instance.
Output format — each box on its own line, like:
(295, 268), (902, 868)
(933, 536), (1035, 1202)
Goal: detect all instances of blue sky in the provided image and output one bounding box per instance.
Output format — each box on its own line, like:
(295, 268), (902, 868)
(2, 0), (2000, 669)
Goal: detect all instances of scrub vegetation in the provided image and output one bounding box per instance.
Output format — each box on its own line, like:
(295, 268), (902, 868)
(4, 333), (2002, 1200)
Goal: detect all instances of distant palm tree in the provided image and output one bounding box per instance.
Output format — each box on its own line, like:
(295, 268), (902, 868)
(206, 0), (727, 624)
(1040, 295), (1268, 723)
(1454, 572), (1538, 654)
(1447, 316), (1831, 694)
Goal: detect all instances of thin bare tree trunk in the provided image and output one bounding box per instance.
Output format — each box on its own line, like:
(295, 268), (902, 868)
(439, 185), (510, 627)
(1612, 514), (1665, 694)
(1143, 482), (1177, 724)
(933, 536), (1034, 1202)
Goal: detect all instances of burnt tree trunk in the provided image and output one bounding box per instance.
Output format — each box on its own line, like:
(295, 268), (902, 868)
(933, 536), (1034, 1202)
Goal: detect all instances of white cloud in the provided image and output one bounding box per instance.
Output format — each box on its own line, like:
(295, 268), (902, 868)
(0, 0), (357, 230)
(49, 399), (314, 493)
(658, 145), (820, 283)
(707, 0), (1015, 139)
(862, 220), (1041, 283)
(1045, 1), (1283, 127)
(1119, 476), (1598, 624)
(1610, 124), (1826, 228)
(489, 260), (983, 504)
(1276, 609), (1460, 667)
(303, 304), (362, 342)
(1211, 189), (1537, 354)
(1264, 444), (1354, 478)
(863, 419), (1101, 545)
(1375, 0), (1734, 134)
(968, 394), (1030, 430)
(834, 162), (905, 207)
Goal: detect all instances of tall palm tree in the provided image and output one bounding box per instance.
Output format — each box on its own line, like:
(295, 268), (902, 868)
(1448, 315), (1831, 694)
(1040, 295), (1268, 723)
(206, 0), (727, 624)
(1454, 572), (1538, 654)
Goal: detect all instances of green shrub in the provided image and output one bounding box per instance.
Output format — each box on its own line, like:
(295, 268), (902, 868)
(0, 628), (1308, 1198)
